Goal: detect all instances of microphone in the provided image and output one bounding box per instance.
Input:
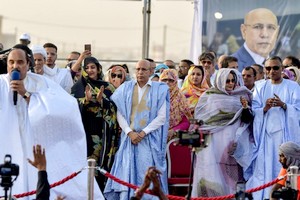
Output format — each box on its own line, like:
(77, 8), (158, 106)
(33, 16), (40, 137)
(11, 69), (20, 105)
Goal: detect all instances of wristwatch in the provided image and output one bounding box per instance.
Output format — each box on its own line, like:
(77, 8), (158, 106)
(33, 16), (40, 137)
(23, 91), (31, 99)
(282, 103), (287, 110)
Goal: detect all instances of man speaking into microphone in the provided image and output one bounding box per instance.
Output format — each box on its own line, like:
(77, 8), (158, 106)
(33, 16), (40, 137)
(0, 44), (104, 199)
(11, 68), (21, 105)
(9, 50), (31, 105)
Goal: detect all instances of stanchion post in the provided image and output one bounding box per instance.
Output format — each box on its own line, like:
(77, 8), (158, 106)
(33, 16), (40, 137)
(288, 166), (299, 190)
(87, 159), (96, 200)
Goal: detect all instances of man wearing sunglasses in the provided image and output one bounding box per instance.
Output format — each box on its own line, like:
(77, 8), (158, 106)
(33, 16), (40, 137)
(246, 56), (300, 200)
(232, 8), (279, 72)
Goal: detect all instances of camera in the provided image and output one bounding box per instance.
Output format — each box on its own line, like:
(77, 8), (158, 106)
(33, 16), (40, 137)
(272, 187), (298, 200)
(0, 155), (19, 188)
(235, 181), (253, 200)
(177, 119), (209, 148)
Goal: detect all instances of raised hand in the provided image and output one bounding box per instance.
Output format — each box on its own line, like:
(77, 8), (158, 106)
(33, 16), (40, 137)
(27, 145), (46, 171)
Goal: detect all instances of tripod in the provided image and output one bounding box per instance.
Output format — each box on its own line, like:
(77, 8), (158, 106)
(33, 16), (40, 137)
(186, 147), (197, 200)
(177, 119), (208, 200)
(1, 176), (13, 200)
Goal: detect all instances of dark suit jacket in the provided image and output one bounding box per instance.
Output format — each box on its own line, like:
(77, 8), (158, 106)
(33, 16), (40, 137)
(36, 171), (50, 200)
(232, 45), (256, 72)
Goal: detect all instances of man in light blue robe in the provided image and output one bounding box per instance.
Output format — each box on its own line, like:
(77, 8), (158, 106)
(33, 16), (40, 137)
(104, 60), (170, 200)
(246, 56), (300, 199)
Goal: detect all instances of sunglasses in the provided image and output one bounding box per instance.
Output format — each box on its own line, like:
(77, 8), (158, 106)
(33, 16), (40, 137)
(111, 73), (123, 79)
(226, 79), (236, 83)
(265, 66), (280, 71)
(282, 75), (289, 79)
(161, 79), (175, 83)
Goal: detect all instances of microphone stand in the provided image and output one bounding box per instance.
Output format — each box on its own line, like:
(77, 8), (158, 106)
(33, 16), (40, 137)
(185, 119), (206, 200)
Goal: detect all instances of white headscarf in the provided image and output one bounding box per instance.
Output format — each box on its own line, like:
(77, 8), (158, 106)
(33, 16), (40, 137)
(214, 68), (245, 95)
(194, 68), (252, 131)
(287, 66), (300, 84)
(31, 45), (47, 59)
(279, 141), (300, 168)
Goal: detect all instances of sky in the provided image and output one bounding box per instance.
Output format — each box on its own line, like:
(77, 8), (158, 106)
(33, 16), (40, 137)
(0, 0), (195, 64)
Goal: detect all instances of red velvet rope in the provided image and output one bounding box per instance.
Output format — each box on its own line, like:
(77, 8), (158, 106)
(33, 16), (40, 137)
(103, 171), (184, 200)
(13, 170), (82, 198)
(102, 169), (282, 200)
(10, 167), (282, 200)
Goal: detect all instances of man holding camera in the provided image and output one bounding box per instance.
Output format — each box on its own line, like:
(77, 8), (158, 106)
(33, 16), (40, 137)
(269, 141), (300, 200)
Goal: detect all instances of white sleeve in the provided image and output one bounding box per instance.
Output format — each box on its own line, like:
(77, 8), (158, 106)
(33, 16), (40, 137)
(117, 111), (132, 135)
(63, 71), (74, 93)
(143, 100), (167, 135)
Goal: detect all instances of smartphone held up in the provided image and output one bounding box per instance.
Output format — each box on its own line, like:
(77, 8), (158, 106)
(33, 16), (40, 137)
(84, 44), (91, 52)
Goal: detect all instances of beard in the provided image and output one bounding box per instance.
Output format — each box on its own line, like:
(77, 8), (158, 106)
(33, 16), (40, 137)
(178, 73), (186, 79)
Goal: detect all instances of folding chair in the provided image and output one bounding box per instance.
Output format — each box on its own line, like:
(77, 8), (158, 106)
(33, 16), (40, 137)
(166, 138), (192, 187)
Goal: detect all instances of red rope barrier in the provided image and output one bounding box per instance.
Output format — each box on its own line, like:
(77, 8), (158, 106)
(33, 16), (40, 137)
(103, 171), (185, 200)
(101, 168), (282, 200)
(10, 166), (282, 200)
(14, 170), (82, 198)
(190, 178), (280, 200)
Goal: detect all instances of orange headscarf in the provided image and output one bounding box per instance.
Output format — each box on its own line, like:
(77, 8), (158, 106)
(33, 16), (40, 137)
(107, 66), (126, 88)
(181, 66), (209, 114)
(160, 69), (192, 129)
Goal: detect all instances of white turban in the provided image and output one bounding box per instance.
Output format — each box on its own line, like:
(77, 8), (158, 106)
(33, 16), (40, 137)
(31, 45), (47, 59)
(279, 141), (300, 168)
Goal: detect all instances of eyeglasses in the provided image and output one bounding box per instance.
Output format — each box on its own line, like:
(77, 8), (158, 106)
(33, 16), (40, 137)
(282, 75), (289, 79)
(201, 60), (212, 65)
(244, 23), (278, 32)
(161, 79), (175, 83)
(226, 79), (236, 84)
(265, 66), (280, 71)
(242, 74), (254, 78)
(111, 73), (123, 79)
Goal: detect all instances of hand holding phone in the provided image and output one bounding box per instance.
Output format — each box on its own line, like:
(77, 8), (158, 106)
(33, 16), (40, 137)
(84, 44), (91, 51)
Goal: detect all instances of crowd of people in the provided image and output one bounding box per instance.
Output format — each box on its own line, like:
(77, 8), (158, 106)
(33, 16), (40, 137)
(1, 7), (300, 200)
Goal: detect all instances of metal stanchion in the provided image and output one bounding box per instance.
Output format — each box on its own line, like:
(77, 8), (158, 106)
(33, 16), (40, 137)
(288, 166), (299, 190)
(87, 159), (96, 200)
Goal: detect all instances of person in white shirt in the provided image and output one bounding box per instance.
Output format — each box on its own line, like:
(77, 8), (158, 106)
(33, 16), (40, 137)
(0, 44), (104, 200)
(104, 59), (170, 200)
(43, 43), (73, 93)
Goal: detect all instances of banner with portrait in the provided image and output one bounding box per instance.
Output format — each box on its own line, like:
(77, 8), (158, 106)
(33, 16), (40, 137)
(190, 0), (300, 67)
